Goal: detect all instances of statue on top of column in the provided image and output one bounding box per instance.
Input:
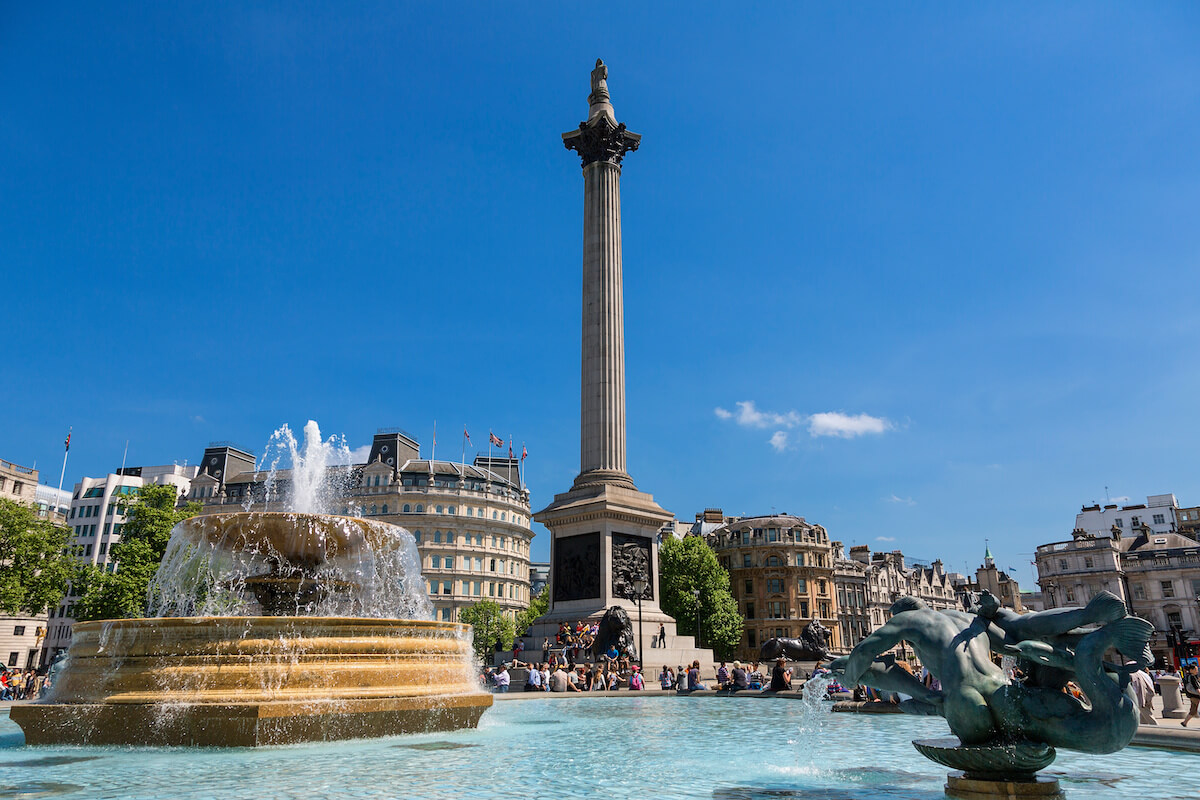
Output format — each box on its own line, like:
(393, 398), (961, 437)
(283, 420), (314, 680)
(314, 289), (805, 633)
(587, 59), (616, 125)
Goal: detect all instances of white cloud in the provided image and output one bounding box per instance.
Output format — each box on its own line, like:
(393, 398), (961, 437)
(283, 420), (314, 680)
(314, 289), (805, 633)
(768, 431), (789, 451)
(1110, 495), (1130, 504)
(886, 494), (916, 506)
(716, 401), (892, 443)
(808, 412), (891, 439)
(332, 445), (373, 465)
(876, 536), (897, 542)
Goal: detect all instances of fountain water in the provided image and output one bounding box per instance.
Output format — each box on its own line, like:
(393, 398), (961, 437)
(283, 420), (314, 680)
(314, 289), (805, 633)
(13, 420), (491, 747)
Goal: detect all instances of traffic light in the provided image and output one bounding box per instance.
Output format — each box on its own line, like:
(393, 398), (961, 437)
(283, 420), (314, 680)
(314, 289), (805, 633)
(1167, 629), (1178, 648)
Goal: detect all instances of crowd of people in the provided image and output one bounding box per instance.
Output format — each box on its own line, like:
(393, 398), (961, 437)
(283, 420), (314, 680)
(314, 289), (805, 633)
(0, 668), (43, 701)
(482, 660), (647, 692)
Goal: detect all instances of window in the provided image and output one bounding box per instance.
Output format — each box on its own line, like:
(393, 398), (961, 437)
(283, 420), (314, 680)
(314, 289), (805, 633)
(1161, 581), (1175, 598)
(473, 581), (481, 596)
(99, 542), (107, 555)
(403, 504), (411, 513)
(1115, 518), (1123, 528)
(492, 511), (498, 520)
(767, 529), (778, 542)
(413, 531), (422, 543)
(1153, 514), (1165, 525)
(818, 579), (827, 595)
(1065, 588), (1075, 603)
(370, 505), (377, 515)
(768, 601), (784, 619)
(434, 531), (442, 543)
(744, 579), (753, 594)
(1168, 610), (1183, 629)
(747, 630), (756, 647)
(1084, 557), (1093, 568)
(1059, 559), (1068, 570)
(441, 608), (452, 621)
(766, 578), (784, 593)
(797, 578), (807, 594)
(742, 554), (752, 568)
(796, 552), (805, 567)
(381, 504), (388, 514)
(13, 626), (24, 637)
(745, 603), (755, 619)
(448, 506), (456, 515)
(1131, 516), (1140, 526)
(6, 652), (16, 667)
(431, 555), (441, 569)
(436, 505), (443, 514)
(1192, 579), (1200, 598)
(415, 504), (424, 513)
(442, 582), (452, 595)
(741, 531), (750, 545)
(446, 532), (455, 544)
(766, 555), (783, 567)
(490, 559), (497, 572)
(475, 557), (483, 571)
(799, 600), (809, 618)
(1133, 584), (1145, 600)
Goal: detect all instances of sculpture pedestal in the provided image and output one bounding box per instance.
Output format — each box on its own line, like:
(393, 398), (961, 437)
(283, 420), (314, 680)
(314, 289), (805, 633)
(945, 772), (1063, 800)
(1158, 674), (1185, 719)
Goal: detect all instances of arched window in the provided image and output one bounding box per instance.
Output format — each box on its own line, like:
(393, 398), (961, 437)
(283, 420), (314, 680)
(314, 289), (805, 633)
(448, 506), (456, 515)
(467, 508), (473, 517)
(501, 512), (507, 521)
(492, 511), (498, 520)
(413, 530), (422, 543)
(370, 504), (377, 515)
(374, 475), (381, 487)
(416, 504), (424, 513)
(434, 531), (442, 543)
(381, 504), (388, 514)
(436, 505), (443, 514)
(403, 504), (411, 513)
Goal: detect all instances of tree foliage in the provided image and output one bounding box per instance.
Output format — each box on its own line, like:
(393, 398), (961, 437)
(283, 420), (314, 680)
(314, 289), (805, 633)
(515, 587), (548, 637)
(659, 535), (743, 659)
(0, 498), (74, 616)
(458, 599), (517, 664)
(74, 484), (201, 621)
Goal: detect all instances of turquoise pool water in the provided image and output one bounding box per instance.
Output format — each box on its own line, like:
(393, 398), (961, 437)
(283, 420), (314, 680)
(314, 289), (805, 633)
(3, 698), (1197, 799)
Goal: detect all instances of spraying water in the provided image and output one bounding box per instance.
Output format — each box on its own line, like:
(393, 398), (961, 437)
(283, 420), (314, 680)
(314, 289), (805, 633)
(255, 420), (354, 515)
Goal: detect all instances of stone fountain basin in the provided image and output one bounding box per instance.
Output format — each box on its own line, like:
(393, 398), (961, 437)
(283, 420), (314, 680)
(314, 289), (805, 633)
(175, 512), (404, 564)
(12, 616), (492, 747)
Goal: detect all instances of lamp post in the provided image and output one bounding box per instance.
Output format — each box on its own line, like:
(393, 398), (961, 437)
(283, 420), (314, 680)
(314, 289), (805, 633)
(692, 587), (701, 648)
(631, 577), (648, 672)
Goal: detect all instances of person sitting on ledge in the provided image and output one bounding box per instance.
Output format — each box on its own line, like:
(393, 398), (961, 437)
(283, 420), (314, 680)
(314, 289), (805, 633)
(687, 660), (707, 691)
(659, 665), (675, 689)
(716, 661), (730, 686)
(630, 665), (644, 690)
(767, 657), (792, 692)
(730, 661), (749, 692)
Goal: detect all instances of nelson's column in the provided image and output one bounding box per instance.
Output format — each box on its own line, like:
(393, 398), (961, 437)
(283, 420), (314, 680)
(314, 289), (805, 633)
(530, 61), (713, 671)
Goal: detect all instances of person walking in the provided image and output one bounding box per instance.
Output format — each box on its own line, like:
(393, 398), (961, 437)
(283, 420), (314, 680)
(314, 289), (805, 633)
(1181, 663), (1200, 727)
(1129, 662), (1156, 725)
(657, 623), (666, 648)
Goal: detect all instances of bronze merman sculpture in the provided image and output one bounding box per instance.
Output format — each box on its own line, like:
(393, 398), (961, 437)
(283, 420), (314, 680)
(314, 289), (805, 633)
(829, 590), (1152, 788)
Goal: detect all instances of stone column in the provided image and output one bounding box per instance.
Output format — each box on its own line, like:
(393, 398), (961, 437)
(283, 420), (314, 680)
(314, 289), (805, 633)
(1159, 674), (1185, 718)
(563, 59), (640, 492)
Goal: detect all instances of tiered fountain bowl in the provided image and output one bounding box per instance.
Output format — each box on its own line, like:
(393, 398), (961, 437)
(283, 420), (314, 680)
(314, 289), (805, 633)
(12, 512), (492, 747)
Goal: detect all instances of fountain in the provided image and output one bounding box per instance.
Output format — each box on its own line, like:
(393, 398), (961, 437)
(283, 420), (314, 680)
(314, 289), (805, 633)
(829, 590), (1153, 800)
(12, 421), (491, 747)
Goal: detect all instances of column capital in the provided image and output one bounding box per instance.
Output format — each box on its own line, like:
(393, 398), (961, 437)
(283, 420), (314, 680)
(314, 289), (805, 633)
(562, 118), (641, 167)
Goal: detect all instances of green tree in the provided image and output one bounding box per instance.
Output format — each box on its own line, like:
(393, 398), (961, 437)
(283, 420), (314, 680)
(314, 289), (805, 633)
(0, 498), (74, 615)
(458, 599), (517, 664)
(515, 587), (548, 637)
(74, 484), (201, 621)
(659, 536), (743, 659)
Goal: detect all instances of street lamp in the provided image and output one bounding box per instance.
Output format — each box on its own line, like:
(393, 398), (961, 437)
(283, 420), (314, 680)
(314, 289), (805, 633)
(631, 576), (648, 672)
(692, 587), (701, 648)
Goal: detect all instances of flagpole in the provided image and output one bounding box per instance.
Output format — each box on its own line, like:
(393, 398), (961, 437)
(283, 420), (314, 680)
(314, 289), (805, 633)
(56, 427), (72, 511)
(431, 421), (437, 463)
(508, 436), (513, 486)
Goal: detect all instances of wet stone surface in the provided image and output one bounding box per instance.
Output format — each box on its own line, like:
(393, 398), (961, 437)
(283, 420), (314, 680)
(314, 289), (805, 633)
(0, 783), (85, 799)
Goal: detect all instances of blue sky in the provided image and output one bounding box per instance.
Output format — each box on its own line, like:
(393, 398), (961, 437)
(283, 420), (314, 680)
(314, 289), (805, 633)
(3, 3), (1199, 587)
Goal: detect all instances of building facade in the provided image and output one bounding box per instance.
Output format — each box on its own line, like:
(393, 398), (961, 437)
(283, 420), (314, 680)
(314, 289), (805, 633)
(832, 543), (869, 649)
(1036, 518), (1200, 667)
(956, 548), (1024, 612)
(1075, 494), (1180, 538)
(705, 513), (841, 660)
(195, 430), (535, 625)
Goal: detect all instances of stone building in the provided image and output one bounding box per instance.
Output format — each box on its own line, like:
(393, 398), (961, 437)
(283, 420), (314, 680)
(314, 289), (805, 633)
(706, 513), (840, 660)
(1075, 494), (1180, 538)
(955, 546), (1024, 611)
(832, 542), (869, 649)
(194, 430), (534, 625)
(1035, 520), (1200, 667)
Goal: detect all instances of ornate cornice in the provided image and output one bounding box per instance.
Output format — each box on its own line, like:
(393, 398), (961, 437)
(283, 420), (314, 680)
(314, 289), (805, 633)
(562, 117), (641, 167)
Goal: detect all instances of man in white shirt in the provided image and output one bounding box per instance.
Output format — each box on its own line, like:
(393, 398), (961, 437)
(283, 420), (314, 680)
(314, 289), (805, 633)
(526, 664), (542, 692)
(494, 666), (510, 693)
(549, 666), (569, 692)
(1129, 663), (1156, 725)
